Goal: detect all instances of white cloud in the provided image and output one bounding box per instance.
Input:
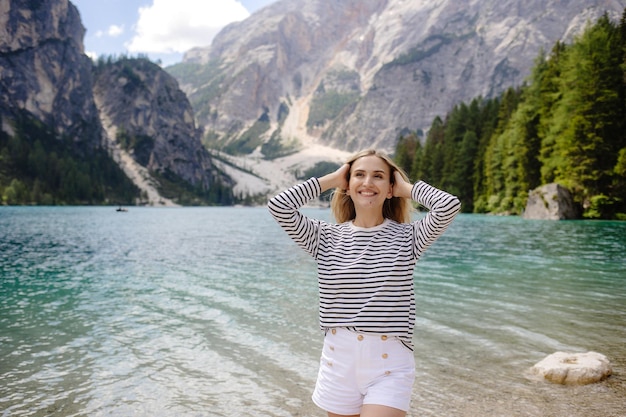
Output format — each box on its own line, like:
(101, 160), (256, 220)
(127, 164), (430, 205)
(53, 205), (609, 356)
(95, 24), (124, 38)
(108, 24), (124, 37)
(126, 0), (250, 54)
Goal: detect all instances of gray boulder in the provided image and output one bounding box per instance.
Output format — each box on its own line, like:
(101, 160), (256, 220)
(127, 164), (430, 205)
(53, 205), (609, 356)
(522, 183), (579, 220)
(530, 351), (612, 385)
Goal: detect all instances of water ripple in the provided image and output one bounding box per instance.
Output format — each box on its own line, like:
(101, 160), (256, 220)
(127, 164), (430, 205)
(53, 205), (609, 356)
(1, 207), (624, 416)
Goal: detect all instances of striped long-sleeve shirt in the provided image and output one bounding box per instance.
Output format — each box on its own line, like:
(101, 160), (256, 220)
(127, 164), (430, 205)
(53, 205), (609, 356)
(268, 177), (461, 350)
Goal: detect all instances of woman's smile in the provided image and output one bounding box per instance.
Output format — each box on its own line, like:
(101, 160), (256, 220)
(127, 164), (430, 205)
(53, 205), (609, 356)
(358, 189), (377, 196)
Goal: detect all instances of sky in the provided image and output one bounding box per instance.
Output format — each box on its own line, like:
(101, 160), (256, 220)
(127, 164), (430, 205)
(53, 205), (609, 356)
(71, 0), (277, 67)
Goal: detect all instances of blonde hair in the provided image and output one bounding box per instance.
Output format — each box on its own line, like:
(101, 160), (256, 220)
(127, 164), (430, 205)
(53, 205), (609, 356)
(330, 149), (413, 223)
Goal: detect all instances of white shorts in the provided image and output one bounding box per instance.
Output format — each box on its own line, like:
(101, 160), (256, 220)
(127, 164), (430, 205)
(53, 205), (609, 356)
(312, 327), (415, 415)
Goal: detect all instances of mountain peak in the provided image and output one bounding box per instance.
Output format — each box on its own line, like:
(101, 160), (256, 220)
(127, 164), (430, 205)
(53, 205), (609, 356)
(170, 0), (625, 198)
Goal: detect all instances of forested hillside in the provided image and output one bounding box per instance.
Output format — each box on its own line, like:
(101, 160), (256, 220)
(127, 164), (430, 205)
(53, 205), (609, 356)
(395, 12), (626, 220)
(0, 0), (234, 207)
(0, 111), (139, 205)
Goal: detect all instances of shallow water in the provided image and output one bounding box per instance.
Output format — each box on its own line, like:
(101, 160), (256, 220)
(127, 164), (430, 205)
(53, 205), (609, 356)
(1, 207), (624, 416)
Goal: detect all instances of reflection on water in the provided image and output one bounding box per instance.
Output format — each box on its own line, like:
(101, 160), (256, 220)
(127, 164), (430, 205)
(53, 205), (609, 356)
(0, 207), (624, 416)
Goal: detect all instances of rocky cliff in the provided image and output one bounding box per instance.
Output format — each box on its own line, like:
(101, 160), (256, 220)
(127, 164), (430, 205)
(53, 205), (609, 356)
(0, 0), (101, 146)
(171, 0), (625, 162)
(93, 57), (232, 203)
(0, 0), (230, 205)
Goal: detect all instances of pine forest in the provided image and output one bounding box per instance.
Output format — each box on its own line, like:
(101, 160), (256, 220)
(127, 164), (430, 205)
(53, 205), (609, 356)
(394, 12), (626, 220)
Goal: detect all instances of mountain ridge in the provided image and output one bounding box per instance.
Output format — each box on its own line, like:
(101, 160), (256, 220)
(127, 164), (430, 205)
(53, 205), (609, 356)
(169, 0), (625, 198)
(0, 0), (231, 206)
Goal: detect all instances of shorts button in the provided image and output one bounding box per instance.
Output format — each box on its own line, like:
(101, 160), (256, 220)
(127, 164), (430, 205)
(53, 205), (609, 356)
(382, 353), (388, 359)
(381, 335), (388, 341)
(331, 329), (336, 335)
(357, 335), (364, 341)
(329, 346), (335, 351)
(385, 370), (391, 375)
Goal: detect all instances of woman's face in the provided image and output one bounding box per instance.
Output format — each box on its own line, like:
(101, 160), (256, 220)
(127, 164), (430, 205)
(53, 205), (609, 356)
(347, 155), (393, 209)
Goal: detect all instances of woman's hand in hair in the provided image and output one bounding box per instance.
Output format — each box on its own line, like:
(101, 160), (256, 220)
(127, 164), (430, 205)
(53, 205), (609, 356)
(319, 163), (350, 193)
(392, 170), (413, 199)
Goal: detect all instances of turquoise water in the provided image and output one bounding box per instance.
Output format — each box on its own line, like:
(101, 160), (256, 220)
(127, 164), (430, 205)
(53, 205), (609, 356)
(1, 207), (625, 417)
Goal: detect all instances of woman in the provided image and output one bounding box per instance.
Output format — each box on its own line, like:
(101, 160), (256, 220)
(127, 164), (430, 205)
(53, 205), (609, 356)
(268, 149), (461, 417)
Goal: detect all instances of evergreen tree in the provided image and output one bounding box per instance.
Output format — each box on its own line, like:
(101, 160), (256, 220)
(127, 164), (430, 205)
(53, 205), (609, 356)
(410, 139), (424, 182)
(536, 43), (568, 185)
(440, 102), (470, 196)
(478, 88), (523, 213)
(394, 133), (420, 177)
(543, 15), (623, 217)
(421, 116), (445, 184)
(454, 130), (478, 211)
(472, 97), (500, 212)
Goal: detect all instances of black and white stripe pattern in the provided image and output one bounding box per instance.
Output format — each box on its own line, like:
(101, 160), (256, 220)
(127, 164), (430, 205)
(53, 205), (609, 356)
(268, 178), (461, 350)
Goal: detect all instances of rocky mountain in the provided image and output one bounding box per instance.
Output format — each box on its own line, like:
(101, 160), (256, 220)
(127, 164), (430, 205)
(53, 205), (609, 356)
(169, 0), (625, 197)
(93, 57), (232, 205)
(0, 0), (230, 206)
(0, 0), (100, 147)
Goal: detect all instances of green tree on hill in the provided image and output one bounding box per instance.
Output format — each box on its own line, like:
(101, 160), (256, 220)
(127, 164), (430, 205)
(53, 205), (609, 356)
(0, 111), (139, 205)
(541, 14), (625, 217)
(396, 10), (626, 219)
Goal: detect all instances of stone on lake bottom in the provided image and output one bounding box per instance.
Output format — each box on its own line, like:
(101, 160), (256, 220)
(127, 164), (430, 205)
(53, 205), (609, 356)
(530, 351), (612, 385)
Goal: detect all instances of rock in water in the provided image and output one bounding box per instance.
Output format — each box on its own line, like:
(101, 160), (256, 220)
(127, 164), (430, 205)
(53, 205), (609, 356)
(522, 183), (579, 220)
(530, 351), (612, 385)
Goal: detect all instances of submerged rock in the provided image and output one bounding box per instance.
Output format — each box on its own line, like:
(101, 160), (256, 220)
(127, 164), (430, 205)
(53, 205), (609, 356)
(530, 351), (612, 385)
(522, 183), (579, 220)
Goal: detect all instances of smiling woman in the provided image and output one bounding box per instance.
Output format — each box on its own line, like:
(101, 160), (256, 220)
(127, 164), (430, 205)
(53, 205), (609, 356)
(268, 149), (461, 417)
(71, 0), (276, 66)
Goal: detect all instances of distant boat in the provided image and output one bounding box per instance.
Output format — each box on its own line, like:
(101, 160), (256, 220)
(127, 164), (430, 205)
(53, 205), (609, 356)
(116, 206), (128, 212)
